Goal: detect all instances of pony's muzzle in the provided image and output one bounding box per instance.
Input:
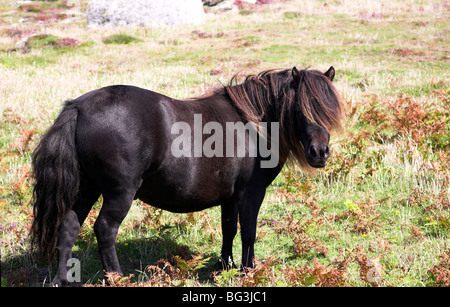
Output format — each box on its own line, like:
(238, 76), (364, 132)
(306, 143), (330, 168)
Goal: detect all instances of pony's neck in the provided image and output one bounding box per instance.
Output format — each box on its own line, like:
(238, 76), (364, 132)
(224, 69), (292, 125)
(224, 70), (297, 167)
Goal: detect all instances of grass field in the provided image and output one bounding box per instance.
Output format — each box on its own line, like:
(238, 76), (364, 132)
(0, 0), (449, 287)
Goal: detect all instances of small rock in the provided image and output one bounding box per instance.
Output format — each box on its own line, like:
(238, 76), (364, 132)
(202, 0), (225, 6)
(205, 0), (236, 12)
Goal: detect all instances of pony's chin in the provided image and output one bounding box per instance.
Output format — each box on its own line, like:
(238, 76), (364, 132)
(306, 160), (327, 168)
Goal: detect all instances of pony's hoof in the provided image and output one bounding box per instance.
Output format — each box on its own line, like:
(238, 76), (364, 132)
(213, 257), (237, 271)
(50, 278), (81, 287)
(50, 278), (68, 287)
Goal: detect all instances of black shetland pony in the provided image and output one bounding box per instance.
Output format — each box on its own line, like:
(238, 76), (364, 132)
(31, 66), (343, 286)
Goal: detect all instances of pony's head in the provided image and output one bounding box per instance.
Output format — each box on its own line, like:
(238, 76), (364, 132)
(224, 66), (343, 170)
(291, 66), (341, 169)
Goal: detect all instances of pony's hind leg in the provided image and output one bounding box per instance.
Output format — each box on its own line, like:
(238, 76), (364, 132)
(52, 181), (100, 286)
(94, 186), (136, 277)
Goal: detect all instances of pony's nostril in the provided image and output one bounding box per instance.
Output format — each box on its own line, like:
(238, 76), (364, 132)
(310, 144), (329, 160)
(319, 149), (325, 158)
(322, 145), (330, 158)
(309, 145), (318, 158)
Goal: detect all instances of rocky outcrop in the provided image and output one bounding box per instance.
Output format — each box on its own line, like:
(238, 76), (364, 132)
(86, 0), (205, 28)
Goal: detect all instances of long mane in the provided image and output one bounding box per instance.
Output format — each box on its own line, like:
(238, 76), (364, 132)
(223, 68), (344, 169)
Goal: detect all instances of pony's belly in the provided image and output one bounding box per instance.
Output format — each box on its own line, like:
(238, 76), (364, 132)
(138, 196), (221, 213)
(136, 192), (224, 213)
(135, 179), (234, 213)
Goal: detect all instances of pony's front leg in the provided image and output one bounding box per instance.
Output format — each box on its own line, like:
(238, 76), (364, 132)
(216, 201), (239, 270)
(94, 188), (134, 277)
(239, 188), (266, 269)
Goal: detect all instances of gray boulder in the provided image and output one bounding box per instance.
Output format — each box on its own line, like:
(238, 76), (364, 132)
(86, 0), (205, 28)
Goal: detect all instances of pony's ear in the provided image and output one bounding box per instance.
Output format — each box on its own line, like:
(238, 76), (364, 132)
(324, 66), (335, 82)
(292, 67), (301, 83)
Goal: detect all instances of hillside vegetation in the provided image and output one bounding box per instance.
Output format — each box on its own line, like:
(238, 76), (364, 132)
(0, 0), (449, 286)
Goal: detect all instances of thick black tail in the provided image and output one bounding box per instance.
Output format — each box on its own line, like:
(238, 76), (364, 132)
(30, 100), (80, 263)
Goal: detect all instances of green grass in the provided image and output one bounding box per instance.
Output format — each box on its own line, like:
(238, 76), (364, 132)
(102, 34), (142, 45)
(0, 0), (449, 287)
